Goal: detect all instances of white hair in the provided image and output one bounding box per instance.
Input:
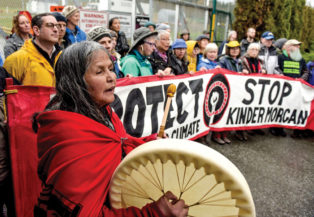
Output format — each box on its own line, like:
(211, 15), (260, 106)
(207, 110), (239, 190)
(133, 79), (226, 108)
(156, 30), (170, 41)
(247, 42), (260, 51)
(203, 43), (218, 56)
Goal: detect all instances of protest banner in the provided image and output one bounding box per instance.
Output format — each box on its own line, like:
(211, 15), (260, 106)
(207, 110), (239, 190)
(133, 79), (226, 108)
(112, 69), (314, 140)
(5, 69), (314, 216)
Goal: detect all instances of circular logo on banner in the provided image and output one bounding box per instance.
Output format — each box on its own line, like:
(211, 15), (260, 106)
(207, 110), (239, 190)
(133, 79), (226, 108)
(203, 73), (230, 126)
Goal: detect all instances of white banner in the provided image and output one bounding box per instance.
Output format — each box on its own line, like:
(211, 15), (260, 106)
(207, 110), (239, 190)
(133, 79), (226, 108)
(112, 69), (314, 139)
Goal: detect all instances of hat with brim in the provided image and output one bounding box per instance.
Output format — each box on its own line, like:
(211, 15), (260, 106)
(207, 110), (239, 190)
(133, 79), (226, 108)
(144, 21), (156, 28)
(129, 27), (158, 53)
(284, 39), (302, 47)
(196, 34), (210, 41)
(261, 31), (275, 40)
(226, 40), (240, 47)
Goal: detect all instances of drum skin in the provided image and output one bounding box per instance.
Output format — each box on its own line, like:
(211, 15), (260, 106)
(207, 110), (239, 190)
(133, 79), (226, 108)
(109, 139), (256, 217)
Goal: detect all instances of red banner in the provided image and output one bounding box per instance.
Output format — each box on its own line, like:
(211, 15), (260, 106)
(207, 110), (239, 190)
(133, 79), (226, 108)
(5, 79), (55, 217)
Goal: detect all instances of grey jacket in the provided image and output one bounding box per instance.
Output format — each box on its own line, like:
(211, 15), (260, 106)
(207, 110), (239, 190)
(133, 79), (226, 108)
(4, 33), (28, 58)
(258, 44), (282, 75)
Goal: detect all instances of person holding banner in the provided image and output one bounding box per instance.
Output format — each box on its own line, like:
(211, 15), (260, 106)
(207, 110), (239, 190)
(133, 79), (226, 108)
(121, 27), (157, 77)
(219, 41), (246, 142)
(168, 39), (189, 75)
(33, 41), (188, 217)
(241, 43), (266, 74)
(279, 39), (309, 138)
(197, 43), (220, 71)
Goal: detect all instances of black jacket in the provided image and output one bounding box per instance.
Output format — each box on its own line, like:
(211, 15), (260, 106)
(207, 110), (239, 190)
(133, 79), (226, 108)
(168, 53), (189, 75)
(116, 31), (129, 57)
(148, 50), (171, 74)
(0, 67), (20, 95)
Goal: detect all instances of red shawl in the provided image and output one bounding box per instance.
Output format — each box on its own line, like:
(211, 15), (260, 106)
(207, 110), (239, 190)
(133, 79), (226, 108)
(35, 109), (161, 217)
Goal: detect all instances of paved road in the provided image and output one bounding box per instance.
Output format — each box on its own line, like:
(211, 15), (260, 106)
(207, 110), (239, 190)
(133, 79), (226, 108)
(197, 129), (314, 217)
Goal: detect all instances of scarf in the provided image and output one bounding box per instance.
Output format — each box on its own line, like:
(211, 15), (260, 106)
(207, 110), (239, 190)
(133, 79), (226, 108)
(34, 109), (160, 217)
(247, 57), (261, 73)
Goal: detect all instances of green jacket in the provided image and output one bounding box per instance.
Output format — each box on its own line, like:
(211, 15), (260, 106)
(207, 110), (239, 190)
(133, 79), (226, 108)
(120, 50), (153, 77)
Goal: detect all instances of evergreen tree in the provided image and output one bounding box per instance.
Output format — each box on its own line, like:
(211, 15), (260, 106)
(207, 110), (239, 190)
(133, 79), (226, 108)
(301, 6), (314, 50)
(271, 0), (292, 39)
(290, 0), (306, 40)
(233, 0), (261, 40)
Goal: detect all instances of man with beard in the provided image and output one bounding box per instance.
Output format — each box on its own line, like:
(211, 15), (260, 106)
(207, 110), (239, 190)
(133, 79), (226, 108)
(278, 39), (309, 138)
(278, 39), (309, 80)
(240, 27), (256, 56)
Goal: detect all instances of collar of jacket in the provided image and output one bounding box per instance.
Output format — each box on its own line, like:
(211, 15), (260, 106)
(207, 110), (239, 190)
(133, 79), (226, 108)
(21, 39), (61, 69)
(131, 49), (152, 68)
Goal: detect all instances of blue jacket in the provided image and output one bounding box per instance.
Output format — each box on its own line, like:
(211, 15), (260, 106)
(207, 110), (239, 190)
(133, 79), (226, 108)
(65, 26), (86, 45)
(307, 61), (314, 85)
(197, 57), (218, 71)
(0, 56), (3, 67)
(219, 55), (242, 72)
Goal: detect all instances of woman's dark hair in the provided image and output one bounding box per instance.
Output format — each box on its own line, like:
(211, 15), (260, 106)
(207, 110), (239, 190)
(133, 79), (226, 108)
(40, 41), (114, 128)
(225, 46), (241, 58)
(108, 17), (119, 30)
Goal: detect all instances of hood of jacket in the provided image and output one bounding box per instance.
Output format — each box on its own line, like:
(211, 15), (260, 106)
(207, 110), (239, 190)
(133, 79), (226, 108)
(186, 40), (198, 56)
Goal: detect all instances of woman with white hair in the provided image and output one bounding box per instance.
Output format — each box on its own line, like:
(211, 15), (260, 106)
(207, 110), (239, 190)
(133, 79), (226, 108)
(241, 43), (266, 74)
(197, 43), (220, 71)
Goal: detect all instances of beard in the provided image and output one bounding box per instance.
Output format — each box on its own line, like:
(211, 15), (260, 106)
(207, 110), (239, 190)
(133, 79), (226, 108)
(290, 49), (302, 62)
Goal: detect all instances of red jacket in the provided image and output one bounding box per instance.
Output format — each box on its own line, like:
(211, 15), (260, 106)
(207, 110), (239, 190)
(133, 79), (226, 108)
(35, 108), (161, 217)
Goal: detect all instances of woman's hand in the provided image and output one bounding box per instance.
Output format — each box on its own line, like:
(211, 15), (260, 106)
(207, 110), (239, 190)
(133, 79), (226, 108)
(242, 69), (249, 74)
(200, 67), (207, 71)
(155, 191), (189, 217)
(261, 69), (266, 74)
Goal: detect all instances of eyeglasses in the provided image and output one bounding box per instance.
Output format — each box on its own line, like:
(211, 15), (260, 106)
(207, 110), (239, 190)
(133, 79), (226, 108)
(144, 41), (156, 47)
(44, 23), (60, 29)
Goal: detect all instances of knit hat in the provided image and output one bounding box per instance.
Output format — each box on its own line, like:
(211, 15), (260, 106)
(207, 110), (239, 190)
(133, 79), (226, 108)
(156, 23), (170, 31)
(87, 26), (112, 42)
(62, 5), (79, 19)
(172, 39), (187, 49)
(51, 12), (67, 23)
(129, 27), (158, 52)
(226, 41), (240, 47)
(261, 31), (275, 40)
(274, 38), (288, 50)
(196, 34), (210, 41)
(144, 21), (156, 29)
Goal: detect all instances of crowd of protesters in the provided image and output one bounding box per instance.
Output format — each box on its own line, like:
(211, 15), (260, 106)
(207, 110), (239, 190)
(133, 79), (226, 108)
(0, 7), (313, 217)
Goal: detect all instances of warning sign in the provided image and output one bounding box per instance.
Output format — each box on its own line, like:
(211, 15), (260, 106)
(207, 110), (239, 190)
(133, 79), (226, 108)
(79, 10), (108, 33)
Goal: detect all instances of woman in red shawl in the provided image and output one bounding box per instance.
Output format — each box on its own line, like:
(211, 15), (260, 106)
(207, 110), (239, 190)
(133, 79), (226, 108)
(33, 41), (188, 217)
